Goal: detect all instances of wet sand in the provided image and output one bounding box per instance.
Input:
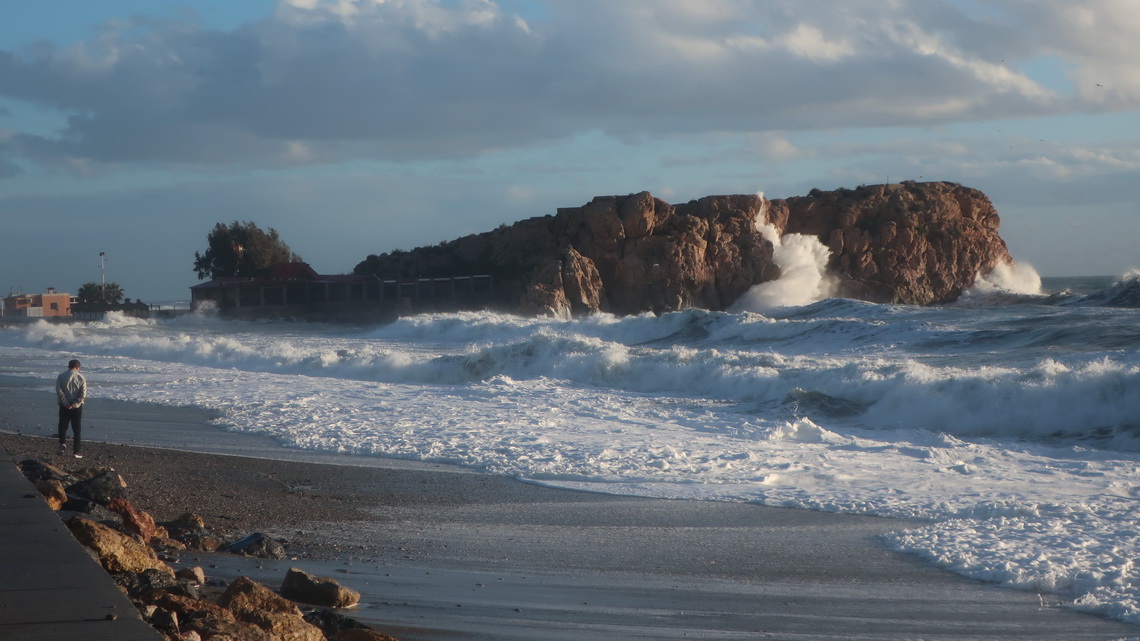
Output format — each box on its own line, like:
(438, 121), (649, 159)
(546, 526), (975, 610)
(1, 380), (1136, 640)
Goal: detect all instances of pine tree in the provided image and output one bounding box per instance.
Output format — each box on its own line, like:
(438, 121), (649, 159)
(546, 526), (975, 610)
(193, 221), (302, 280)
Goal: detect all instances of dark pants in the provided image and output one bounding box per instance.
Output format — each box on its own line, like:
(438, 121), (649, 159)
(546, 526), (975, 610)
(58, 406), (82, 453)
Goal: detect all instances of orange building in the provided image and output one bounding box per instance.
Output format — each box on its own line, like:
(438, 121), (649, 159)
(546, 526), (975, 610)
(1, 288), (74, 317)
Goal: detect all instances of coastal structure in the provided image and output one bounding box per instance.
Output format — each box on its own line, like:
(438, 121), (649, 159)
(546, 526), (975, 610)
(1, 288), (74, 318)
(1, 289), (157, 321)
(70, 299), (155, 320)
(190, 261), (497, 321)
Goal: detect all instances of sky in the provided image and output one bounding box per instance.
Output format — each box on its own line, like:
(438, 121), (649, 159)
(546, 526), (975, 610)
(2, 0), (1139, 303)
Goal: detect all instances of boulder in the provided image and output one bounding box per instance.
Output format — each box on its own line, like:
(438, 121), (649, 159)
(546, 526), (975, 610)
(65, 517), (175, 576)
(60, 498), (121, 521)
(66, 469), (128, 504)
(281, 568), (361, 608)
(176, 566), (208, 584)
(115, 567), (201, 601)
(114, 567), (177, 594)
(33, 478), (67, 510)
(19, 458), (72, 483)
(178, 532), (225, 553)
(219, 577), (324, 641)
(163, 513), (209, 534)
(303, 610), (373, 638)
(154, 593), (272, 641)
(161, 513), (224, 552)
(153, 593), (235, 624)
(148, 606), (180, 637)
(106, 497), (167, 542)
(188, 617), (270, 641)
(220, 532), (286, 559)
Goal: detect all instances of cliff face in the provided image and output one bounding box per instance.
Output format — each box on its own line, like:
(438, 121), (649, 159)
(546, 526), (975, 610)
(771, 181), (1011, 305)
(354, 182), (1012, 316)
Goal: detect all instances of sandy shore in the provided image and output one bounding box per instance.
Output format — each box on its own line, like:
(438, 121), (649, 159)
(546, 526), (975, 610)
(2, 381), (1137, 640)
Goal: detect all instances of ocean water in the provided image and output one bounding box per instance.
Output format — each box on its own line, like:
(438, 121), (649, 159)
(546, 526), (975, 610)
(2, 254), (1140, 624)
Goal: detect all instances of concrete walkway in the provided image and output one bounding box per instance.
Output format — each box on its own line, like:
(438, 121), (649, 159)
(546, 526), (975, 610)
(0, 450), (160, 641)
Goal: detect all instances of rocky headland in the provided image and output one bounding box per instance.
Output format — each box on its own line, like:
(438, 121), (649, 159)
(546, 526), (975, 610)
(354, 181), (1012, 317)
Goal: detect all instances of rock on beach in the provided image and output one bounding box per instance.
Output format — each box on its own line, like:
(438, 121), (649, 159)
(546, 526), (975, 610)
(13, 450), (400, 641)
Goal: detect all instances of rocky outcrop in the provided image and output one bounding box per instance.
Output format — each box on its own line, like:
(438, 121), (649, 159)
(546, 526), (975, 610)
(354, 182), (1013, 315)
(356, 192), (777, 316)
(771, 181), (1011, 305)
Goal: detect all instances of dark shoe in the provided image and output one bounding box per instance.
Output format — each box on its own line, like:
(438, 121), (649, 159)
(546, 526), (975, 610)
(57, 444), (67, 456)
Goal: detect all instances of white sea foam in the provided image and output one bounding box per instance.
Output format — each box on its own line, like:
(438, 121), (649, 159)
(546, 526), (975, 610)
(977, 260), (1043, 294)
(956, 260), (1044, 306)
(2, 296), (1140, 626)
(729, 223), (837, 313)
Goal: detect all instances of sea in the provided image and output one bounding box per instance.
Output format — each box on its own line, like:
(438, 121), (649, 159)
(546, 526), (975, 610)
(2, 234), (1139, 625)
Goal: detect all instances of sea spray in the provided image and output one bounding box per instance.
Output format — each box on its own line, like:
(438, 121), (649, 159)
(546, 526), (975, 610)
(729, 221), (837, 313)
(965, 260), (1043, 296)
(4, 277), (1140, 625)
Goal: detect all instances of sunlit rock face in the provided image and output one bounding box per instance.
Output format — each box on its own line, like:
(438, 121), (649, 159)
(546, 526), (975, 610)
(771, 181), (1011, 306)
(354, 182), (1012, 316)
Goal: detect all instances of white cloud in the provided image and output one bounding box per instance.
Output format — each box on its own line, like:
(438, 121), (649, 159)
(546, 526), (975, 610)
(779, 23), (854, 63)
(0, 0), (1138, 176)
(742, 133), (804, 162)
(1016, 0), (1140, 102)
(882, 18), (1052, 100)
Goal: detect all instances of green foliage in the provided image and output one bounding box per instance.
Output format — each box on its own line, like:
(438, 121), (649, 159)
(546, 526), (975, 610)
(77, 282), (125, 304)
(193, 221), (302, 280)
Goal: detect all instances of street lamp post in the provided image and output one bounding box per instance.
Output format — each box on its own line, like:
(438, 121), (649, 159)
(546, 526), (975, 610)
(99, 252), (106, 302)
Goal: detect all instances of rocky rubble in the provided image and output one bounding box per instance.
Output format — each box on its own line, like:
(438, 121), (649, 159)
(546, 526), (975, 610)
(18, 458), (397, 641)
(354, 181), (1012, 316)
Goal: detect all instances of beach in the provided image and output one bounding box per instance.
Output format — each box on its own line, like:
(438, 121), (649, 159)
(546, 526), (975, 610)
(2, 382), (1138, 640)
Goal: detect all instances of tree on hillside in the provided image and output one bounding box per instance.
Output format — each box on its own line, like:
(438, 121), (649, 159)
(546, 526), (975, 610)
(78, 282), (125, 304)
(193, 221), (303, 280)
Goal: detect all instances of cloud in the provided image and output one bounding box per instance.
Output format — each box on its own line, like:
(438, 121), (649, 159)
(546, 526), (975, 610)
(1008, 0), (1140, 102)
(0, 156), (21, 178)
(0, 0), (1137, 176)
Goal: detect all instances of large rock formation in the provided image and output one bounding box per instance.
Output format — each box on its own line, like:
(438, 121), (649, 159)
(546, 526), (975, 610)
(354, 182), (1012, 316)
(772, 181), (1011, 305)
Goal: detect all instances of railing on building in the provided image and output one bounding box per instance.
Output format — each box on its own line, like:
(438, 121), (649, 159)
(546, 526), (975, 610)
(192, 274), (497, 320)
(71, 301), (154, 321)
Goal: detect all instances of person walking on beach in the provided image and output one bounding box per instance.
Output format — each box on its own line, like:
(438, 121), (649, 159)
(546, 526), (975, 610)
(55, 359), (86, 458)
